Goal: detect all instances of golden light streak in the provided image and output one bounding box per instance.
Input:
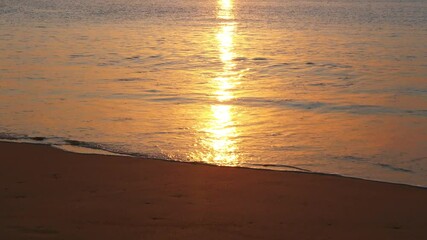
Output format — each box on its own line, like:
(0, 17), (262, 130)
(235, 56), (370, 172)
(199, 105), (238, 165)
(195, 0), (240, 165)
(217, 24), (236, 64)
(217, 0), (234, 20)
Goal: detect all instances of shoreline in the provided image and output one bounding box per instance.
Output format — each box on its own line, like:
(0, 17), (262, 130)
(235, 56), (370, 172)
(1, 141), (427, 239)
(1, 138), (424, 189)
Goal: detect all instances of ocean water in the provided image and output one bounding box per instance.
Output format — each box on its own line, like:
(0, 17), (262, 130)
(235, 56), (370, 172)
(1, 0), (426, 186)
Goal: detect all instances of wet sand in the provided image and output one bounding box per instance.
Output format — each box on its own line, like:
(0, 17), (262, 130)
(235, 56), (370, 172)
(1, 141), (426, 240)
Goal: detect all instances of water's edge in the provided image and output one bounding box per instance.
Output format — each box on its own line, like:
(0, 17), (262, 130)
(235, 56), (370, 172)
(1, 136), (425, 189)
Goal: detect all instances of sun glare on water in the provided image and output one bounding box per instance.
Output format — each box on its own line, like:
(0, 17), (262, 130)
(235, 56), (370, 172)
(192, 0), (241, 166)
(217, 0), (234, 20)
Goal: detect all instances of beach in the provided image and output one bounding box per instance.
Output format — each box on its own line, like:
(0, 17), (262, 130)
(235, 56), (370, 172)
(1, 141), (426, 240)
(1, 0), (427, 239)
(1, 0), (427, 186)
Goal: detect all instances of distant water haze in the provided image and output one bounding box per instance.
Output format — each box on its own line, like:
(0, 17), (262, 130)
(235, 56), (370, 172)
(1, 0), (427, 186)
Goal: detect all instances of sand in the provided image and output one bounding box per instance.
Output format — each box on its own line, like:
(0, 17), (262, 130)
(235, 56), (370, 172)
(0, 141), (426, 240)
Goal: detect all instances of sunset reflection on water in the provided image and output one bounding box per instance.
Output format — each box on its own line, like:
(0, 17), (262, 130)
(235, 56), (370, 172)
(1, 0), (427, 186)
(217, 0), (234, 20)
(194, 0), (240, 165)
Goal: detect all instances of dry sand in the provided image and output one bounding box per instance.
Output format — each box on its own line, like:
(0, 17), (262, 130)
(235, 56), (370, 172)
(1, 141), (426, 239)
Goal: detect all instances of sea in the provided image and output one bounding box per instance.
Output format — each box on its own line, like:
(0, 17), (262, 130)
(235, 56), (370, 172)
(1, 0), (426, 186)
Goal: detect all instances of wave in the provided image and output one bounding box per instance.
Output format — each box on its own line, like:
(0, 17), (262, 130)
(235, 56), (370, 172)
(96, 92), (427, 117)
(0, 132), (415, 174)
(0, 132), (184, 162)
(0, 133), (314, 174)
(236, 98), (427, 117)
(0, 132), (133, 157)
(0, 132), (424, 187)
(248, 163), (311, 172)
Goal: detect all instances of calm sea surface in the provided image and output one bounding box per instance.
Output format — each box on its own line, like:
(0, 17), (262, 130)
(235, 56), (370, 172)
(1, 0), (427, 186)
